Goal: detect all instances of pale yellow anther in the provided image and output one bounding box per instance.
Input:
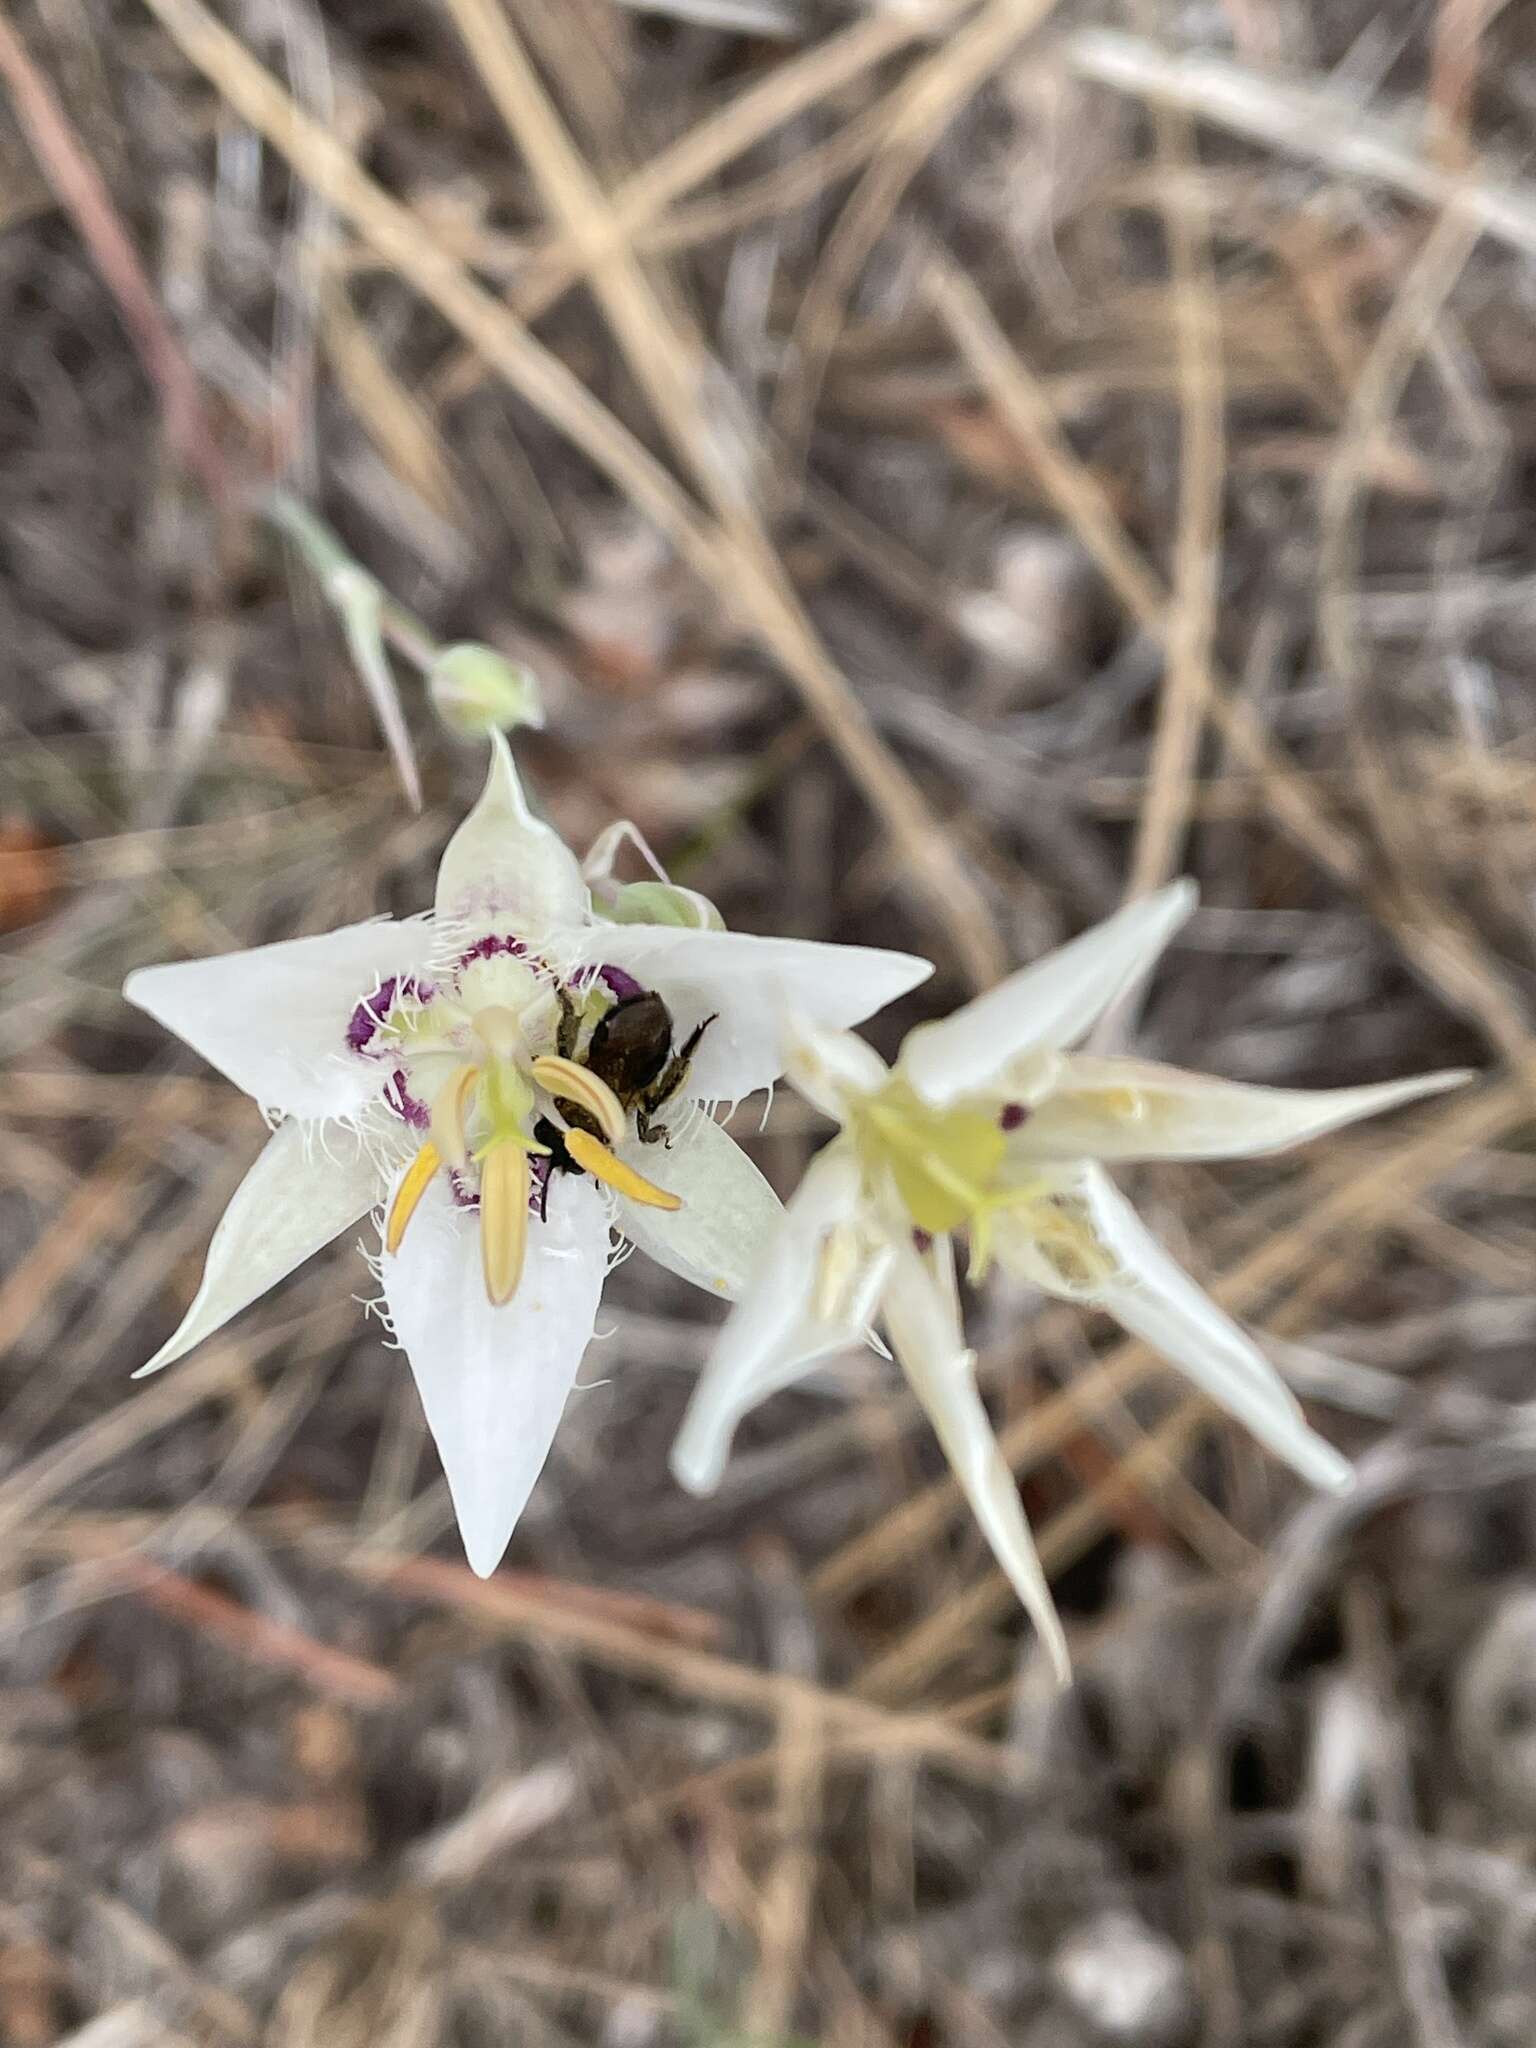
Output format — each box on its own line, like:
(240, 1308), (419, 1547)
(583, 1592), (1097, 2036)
(562, 1127), (682, 1211)
(532, 1054), (625, 1146)
(386, 1141), (442, 1255)
(479, 1141), (530, 1305)
(1086, 1085), (1147, 1123)
(428, 1063), (481, 1170)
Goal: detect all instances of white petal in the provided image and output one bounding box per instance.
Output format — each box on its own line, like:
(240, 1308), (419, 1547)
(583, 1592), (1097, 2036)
(612, 1112), (781, 1300)
(669, 1146), (872, 1494)
(783, 1016), (889, 1124)
(134, 1118), (380, 1378)
(901, 881), (1198, 1107)
(1016, 1055), (1475, 1162)
(1075, 1166), (1352, 1492)
(383, 1169), (610, 1576)
(125, 917), (432, 1120)
(568, 925), (932, 1103)
(434, 729), (587, 941)
(882, 1240), (1070, 1682)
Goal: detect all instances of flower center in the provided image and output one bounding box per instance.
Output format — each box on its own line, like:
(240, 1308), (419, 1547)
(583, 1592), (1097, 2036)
(849, 1078), (1008, 1236)
(847, 1077), (1119, 1288)
(347, 940), (683, 1305)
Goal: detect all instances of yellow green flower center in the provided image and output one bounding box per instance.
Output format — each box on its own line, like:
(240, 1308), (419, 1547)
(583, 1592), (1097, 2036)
(847, 1077), (1120, 1290)
(849, 1079), (1007, 1236)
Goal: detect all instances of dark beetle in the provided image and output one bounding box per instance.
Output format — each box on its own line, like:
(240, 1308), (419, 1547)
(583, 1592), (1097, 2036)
(550, 987), (716, 1154)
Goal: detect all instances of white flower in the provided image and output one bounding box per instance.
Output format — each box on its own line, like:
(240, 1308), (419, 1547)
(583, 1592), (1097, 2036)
(672, 881), (1473, 1680)
(125, 736), (932, 1575)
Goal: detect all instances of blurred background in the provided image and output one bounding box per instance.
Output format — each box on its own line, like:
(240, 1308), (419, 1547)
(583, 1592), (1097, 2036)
(3, 0), (1536, 2041)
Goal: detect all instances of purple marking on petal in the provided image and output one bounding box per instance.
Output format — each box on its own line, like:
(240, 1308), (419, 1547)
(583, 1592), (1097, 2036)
(382, 1070), (430, 1130)
(449, 1159), (550, 1219)
(999, 1102), (1029, 1132)
(456, 933), (528, 969)
(599, 964), (645, 1001)
(346, 975), (435, 1055)
(912, 1227), (934, 1255)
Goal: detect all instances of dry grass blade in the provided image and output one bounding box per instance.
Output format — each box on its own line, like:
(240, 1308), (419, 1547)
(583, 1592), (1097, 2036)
(0, 9), (232, 514)
(770, 0), (1065, 470)
(507, 0), (982, 320)
(923, 248), (1535, 1062)
(1063, 25), (1536, 262)
(1316, 204), (1533, 1068)
(1122, 3), (1225, 901)
(349, 1550), (1021, 1789)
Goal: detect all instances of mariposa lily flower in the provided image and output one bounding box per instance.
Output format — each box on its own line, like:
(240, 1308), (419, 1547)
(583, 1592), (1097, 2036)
(125, 736), (931, 1574)
(671, 881), (1472, 1679)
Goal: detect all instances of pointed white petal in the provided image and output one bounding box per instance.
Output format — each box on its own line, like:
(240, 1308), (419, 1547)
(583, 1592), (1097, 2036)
(882, 1240), (1070, 1683)
(568, 925), (932, 1103)
(1074, 1166), (1352, 1492)
(383, 1170), (610, 1576)
(669, 1146), (872, 1494)
(434, 729), (587, 940)
(612, 1112), (781, 1300)
(1016, 1055), (1475, 1162)
(125, 918), (433, 1119)
(901, 882), (1198, 1107)
(134, 1118), (380, 1377)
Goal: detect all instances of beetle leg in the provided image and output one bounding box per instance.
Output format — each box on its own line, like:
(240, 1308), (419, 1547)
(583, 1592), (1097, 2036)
(636, 1106), (676, 1148)
(638, 1013), (716, 1123)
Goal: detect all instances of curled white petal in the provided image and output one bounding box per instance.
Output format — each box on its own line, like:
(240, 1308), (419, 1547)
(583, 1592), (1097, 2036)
(612, 1112), (781, 1300)
(125, 917), (433, 1120)
(569, 924), (932, 1103)
(882, 1239), (1071, 1682)
(670, 1146), (870, 1495)
(383, 1169), (610, 1576)
(900, 881), (1198, 1107)
(434, 728), (587, 941)
(1015, 1055), (1475, 1162)
(1074, 1165), (1353, 1493)
(134, 1117), (380, 1378)
(784, 1016), (889, 1125)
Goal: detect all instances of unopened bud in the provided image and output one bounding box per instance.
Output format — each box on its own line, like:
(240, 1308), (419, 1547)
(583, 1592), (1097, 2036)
(608, 880), (724, 931)
(429, 643), (545, 739)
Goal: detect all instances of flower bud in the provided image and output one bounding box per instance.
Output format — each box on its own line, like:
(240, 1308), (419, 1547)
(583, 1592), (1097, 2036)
(429, 643), (545, 739)
(607, 879), (725, 931)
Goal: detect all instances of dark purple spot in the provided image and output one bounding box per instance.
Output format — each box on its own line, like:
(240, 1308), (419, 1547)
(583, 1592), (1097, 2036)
(457, 933), (527, 968)
(999, 1102), (1029, 1132)
(346, 975), (431, 1054)
(599, 963), (645, 1001)
(448, 1158), (551, 1220)
(382, 1070), (430, 1130)
(912, 1228), (933, 1254)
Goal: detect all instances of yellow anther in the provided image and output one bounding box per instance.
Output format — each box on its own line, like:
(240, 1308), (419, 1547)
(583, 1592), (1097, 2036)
(428, 1063), (481, 1170)
(480, 1140), (531, 1306)
(531, 1054), (626, 1146)
(562, 1127), (681, 1211)
(386, 1141), (442, 1255)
